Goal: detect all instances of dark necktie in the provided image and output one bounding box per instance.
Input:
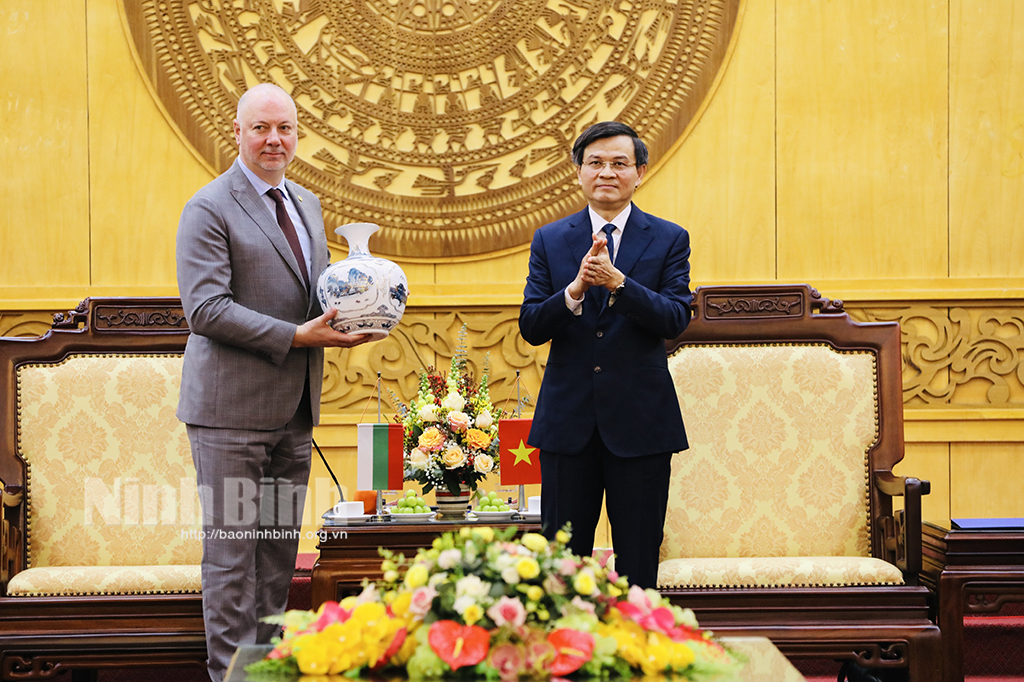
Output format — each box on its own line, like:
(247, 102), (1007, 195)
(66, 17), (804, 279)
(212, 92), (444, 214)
(266, 188), (309, 289)
(603, 223), (616, 263)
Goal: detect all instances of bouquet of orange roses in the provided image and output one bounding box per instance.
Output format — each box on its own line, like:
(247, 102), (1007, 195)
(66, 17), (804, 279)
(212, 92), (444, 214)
(399, 327), (500, 496)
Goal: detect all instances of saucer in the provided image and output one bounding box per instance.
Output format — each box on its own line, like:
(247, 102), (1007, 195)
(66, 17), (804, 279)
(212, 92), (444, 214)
(321, 512), (372, 525)
(388, 511), (437, 523)
(470, 510), (517, 521)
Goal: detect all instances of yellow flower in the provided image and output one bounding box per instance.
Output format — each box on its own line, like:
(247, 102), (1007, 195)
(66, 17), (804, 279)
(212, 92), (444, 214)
(517, 557), (541, 579)
(391, 590), (413, 617)
(556, 530), (571, 545)
(670, 640), (696, 670)
(526, 585), (545, 602)
(607, 584), (623, 598)
(573, 569), (597, 595)
(441, 444), (467, 468)
(463, 602), (484, 625)
(384, 570), (399, 583)
(293, 629), (346, 674)
(473, 453), (495, 474)
(340, 596), (359, 610)
(642, 632), (674, 675)
(521, 533), (548, 553)
(471, 526), (495, 543)
(405, 564), (429, 589)
(351, 601), (387, 624)
(465, 428), (491, 450)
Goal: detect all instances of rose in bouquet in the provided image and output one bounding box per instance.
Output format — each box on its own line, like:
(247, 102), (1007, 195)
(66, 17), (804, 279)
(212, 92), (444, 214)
(399, 328), (500, 496)
(247, 527), (741, 680)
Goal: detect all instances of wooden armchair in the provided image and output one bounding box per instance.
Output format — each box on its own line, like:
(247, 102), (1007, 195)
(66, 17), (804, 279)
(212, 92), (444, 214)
(0, 298), (206, 680)
(658, 284), (940, 682)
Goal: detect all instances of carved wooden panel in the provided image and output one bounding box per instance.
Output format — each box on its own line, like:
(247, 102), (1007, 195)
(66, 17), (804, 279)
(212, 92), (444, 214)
(9, 302), (1024, 409)
(320, 310), (546, 413)
(121, 0), (741, 258)
(850, 305), (1024, 407)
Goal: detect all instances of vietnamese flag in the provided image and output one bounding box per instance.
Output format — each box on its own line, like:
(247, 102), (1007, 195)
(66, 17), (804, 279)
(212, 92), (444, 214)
(499, 418), (542, 485)
(357, 423), (404, 490)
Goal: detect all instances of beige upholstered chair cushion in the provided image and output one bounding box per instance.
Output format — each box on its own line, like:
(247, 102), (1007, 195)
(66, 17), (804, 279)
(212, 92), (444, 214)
(6, 564), (201, 596)
(662, 345), (877, 563)
(658, 556), (904, 589)
(17, 354), (202, 570)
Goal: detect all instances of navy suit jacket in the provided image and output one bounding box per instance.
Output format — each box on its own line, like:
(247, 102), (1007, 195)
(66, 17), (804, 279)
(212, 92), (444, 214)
(519, 205), (692, 458)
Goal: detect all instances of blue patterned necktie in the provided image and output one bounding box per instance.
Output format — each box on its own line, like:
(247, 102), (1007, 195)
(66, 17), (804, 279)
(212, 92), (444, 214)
(602, 223), (616, 263)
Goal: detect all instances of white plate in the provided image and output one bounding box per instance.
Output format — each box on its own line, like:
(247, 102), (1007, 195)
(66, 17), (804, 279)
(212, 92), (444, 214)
(470, 509), (517, 521)
(321, 512), (372, 525)
(388, 511), (437, 523)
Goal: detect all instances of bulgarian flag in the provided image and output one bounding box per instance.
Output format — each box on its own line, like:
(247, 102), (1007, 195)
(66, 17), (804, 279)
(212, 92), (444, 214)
(498, 418), (542, 485)
(357, 423), (404, 491)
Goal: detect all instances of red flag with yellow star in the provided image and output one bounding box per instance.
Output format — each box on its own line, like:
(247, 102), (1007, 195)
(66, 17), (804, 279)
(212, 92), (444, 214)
(498, 418), (542, 485)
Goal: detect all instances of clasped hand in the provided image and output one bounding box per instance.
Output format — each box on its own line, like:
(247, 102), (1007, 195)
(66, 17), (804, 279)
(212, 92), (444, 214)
(567, 233), (625, 300)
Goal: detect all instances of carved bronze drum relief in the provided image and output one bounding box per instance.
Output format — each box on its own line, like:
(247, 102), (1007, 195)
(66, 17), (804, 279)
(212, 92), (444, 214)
(123, 0), (741, 258)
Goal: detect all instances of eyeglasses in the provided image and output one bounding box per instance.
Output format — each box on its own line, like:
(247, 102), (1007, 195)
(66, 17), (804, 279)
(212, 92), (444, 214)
(581, 160), (635, 172)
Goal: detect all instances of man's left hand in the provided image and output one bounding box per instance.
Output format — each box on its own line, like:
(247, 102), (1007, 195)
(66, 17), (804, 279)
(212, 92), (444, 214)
(582, 247), (626, 291)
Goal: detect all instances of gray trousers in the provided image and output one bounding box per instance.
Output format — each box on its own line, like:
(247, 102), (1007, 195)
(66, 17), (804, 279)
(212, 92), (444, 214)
(187, 395), (312, 682)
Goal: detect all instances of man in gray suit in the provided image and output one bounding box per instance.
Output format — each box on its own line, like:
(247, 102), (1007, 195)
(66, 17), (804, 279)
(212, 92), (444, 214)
(176, 83), (370, 682)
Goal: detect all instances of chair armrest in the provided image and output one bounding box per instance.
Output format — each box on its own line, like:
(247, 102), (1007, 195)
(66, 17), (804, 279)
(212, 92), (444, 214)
(872, 471), (930, 584)
(2, 483), (25, 596)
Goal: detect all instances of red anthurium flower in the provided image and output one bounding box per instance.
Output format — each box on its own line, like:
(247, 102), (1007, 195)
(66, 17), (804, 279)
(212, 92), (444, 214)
(547, 629), (595, 676)
(373, 627), (407, 670)
(312, 600), (350, 631)
(648, 606), (677, 633)
(614, 601), (644, 621)
(428, 620), (490, 671)
(667, 624), (706, 643)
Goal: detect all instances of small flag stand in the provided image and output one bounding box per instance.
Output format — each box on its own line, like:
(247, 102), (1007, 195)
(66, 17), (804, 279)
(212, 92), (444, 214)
(498, 370), (541, 512)
(356, 372), (403, 518)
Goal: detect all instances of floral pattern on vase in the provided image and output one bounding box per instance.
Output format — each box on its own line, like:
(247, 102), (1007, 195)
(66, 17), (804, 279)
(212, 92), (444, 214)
(317, 223), (409, 341)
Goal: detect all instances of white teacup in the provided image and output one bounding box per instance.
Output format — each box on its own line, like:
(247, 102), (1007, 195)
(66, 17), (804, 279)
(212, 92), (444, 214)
(333, 501), (365, 517)
(528, 496), (541, 515)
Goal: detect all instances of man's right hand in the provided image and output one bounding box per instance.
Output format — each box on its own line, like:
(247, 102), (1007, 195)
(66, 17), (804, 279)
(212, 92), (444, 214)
(293, 309), (374, 348)
(567, 233), (608, 300)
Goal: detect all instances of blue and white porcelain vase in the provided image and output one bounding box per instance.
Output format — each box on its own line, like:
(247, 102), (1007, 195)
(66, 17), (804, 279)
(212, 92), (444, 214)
(316, 223), (409, 341)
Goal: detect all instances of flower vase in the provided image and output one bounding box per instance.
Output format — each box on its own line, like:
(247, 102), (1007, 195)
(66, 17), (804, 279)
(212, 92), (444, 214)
(434, 484), (472, 519)
(316, 223), (409, 341)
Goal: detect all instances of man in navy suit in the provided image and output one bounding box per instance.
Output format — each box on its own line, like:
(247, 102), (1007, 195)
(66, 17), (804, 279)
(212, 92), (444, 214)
(519, 121), (692, 589)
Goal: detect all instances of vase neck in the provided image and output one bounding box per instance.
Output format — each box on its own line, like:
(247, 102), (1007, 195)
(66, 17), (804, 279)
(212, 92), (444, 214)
(335, 223), (379, 257)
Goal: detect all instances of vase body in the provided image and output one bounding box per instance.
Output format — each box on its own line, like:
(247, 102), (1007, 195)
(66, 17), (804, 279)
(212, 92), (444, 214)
(316, 223), (409, 341)
(434, 484), (472, 519)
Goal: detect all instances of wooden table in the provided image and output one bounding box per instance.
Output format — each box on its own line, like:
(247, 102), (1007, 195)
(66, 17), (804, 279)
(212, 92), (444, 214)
(226, 637), (806, 681)
(921, 520), (1024, 682)
(311, 517), (542, 607)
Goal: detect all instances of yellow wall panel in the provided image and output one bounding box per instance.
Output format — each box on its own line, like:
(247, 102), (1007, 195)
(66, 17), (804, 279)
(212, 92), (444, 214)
(88, 0), (214, 290)
(0, 1), (90, 288)
(949, 0), (1024, 278)
(894, 443), (950, 523)
(640, 0), (775, 284)
(776, 0), (948, 281)
(950, 442), (1024, 519)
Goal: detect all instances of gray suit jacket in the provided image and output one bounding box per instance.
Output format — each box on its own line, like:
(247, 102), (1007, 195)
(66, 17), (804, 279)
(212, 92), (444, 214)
(176, 159), (330, 429)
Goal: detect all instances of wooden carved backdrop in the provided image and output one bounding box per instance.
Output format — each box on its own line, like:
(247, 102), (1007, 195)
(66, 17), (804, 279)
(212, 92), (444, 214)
(5, 305), (1024, 411)
(121, 0), (741, 258)
(320, 311), (545, 414)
